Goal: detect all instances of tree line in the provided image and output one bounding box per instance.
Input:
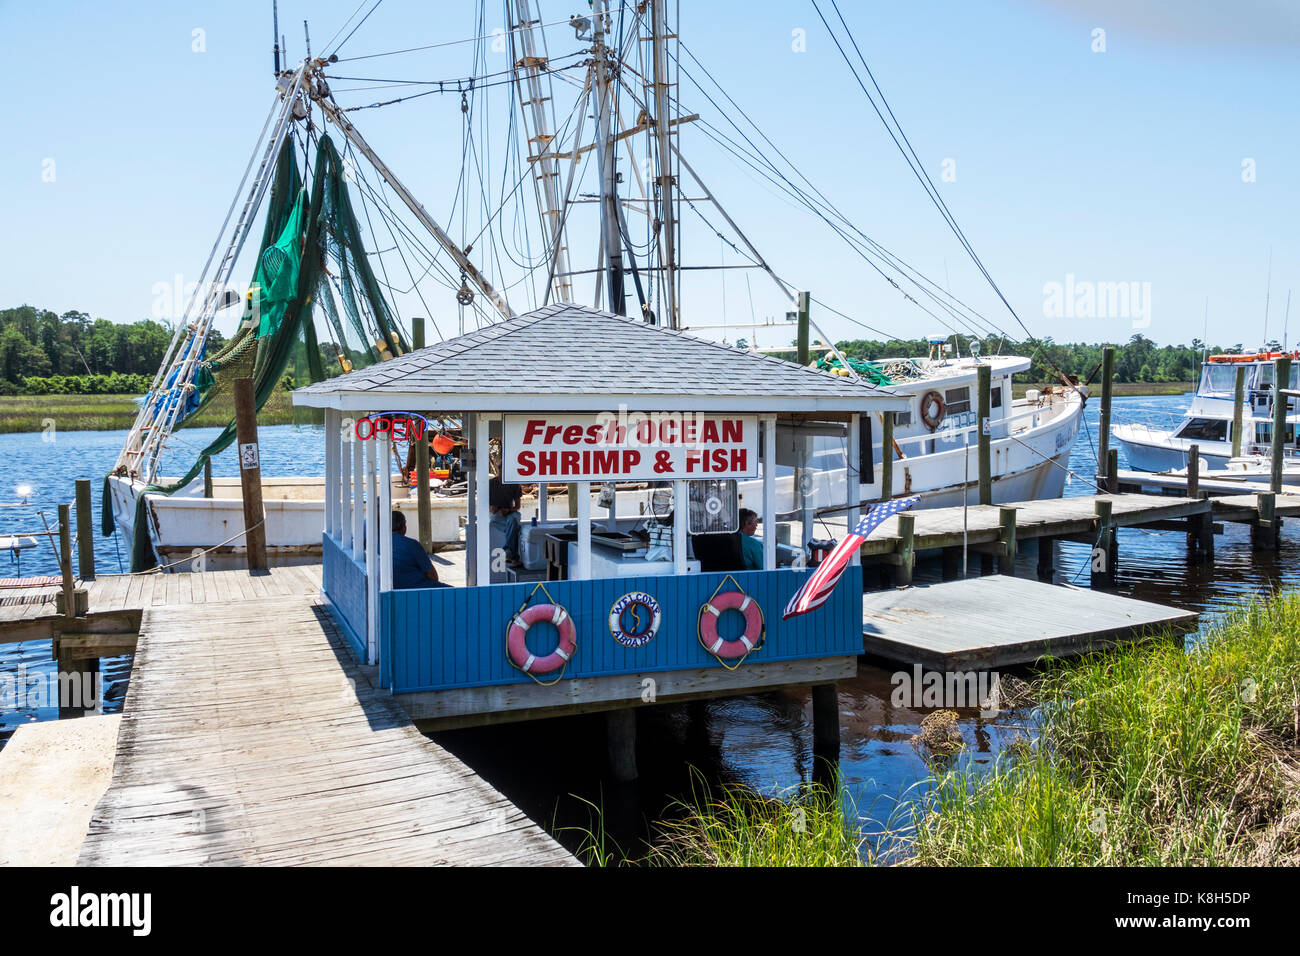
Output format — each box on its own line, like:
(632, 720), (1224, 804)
(749, 332), (1238, 384)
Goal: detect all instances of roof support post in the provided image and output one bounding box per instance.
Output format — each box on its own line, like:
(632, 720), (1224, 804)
(365, 435), (379, 664)
(379, 430), (393, 594)
(672, 479), (688, 574)
(474, 414), (491, 586)
(763, 416), (777, 571)
(325, 408), (339, 539)
(351, 424), (365, 561)
(848, 414), (861, 567)
(576, 481), (592, 579)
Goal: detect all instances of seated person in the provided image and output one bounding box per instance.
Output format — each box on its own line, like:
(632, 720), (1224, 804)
(489, 475), (523, 565)
(390, 511), (449, 589)
(739, 508), (764, 571)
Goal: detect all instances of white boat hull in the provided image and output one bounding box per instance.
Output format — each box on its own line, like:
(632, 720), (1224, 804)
(110, 388), (1084, 571)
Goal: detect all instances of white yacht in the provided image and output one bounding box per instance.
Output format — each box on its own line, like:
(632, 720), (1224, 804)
(1113, 352), (1300, 471)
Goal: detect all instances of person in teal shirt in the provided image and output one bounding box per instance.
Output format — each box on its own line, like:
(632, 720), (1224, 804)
(739, 508), (764, 570)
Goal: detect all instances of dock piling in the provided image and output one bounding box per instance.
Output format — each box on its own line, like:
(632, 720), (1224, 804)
(234, 377), (268, 572)
(607, 708), (638, 783)
(1253, 491), (1279, 549)
(1187, 443), (1200, 500)
(1097, 346), (1114, 489)
(1091, 498), (1116, 588)
(1106, 448), (1119, 494)
(811, 683), (841, 772)
(997, 507), (1017, 574)
(75, 478), (94, 580)
(895, 513), (915, 586)
(1036, 536), (1056, 582)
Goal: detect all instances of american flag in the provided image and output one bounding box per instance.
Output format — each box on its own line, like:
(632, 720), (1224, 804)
(782, 495), (920, 620)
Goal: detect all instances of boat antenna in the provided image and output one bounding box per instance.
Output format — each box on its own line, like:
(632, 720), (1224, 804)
(1284, 290), (1292, 352)
(304, 20), (311, 60)
(272, 0), (281, 74)
(1263, 245), (1273, 348)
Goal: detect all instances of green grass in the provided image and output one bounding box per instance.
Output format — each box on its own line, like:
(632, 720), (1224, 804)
(907, 593), (1300, 866)
(0, 390), (314, 433)
(575, 769), (871, 867)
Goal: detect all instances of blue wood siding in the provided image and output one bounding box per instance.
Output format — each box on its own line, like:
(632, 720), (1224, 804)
(379, 566), (862, 694)
(323, 534), (367, 658)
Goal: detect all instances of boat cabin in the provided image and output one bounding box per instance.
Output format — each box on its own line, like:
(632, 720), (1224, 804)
(292, 304), (909, 727)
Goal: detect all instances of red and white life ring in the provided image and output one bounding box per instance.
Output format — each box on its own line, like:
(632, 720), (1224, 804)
(507, 603), (577, 675)
(920, 390), (946, 432)
(699, 591), (765, 660)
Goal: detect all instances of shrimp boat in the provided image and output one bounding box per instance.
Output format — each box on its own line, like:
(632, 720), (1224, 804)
(1113, 351), (1300, 472)
(107, 2), (1082, 571)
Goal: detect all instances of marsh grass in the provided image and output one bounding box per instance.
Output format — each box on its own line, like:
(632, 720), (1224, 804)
(0, 390), (311, 433)
(908, 592), (1300, 866)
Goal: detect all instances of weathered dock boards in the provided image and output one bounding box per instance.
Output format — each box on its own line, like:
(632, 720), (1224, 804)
(77, 594), (575, 866)
(857, 493), (1219, 556)
(861, 576), (1198, 669)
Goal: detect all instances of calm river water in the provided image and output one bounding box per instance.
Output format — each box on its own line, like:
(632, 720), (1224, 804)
(3, 395), (1297, 859)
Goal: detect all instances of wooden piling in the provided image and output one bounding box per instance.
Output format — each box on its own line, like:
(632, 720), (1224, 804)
(1232, 365), (1246, 459)
(203, 458), (213, 499)
(1253, 491), (1279, 550)
(895, 513), (915, 586)
(977, 364), (992, 505)
(1106, 448), (1119, 495)
(1187, 443), (1200, 500)
(1091, 498), (1115, 588)
(940, 546), (960, 581)
(58, 504), (75, 618)
(1097, 345), (1114, 487)
(75, 479), (94, 580)
(811, 683), (841, 764)
(1271, 357), (1290, 494)
(234, 378), (268, 572)
(1036, 537), (1055, 582)
(997, 507), (1017, 574)
(796, 291), (811, 366)
(606, 708), (637, 783)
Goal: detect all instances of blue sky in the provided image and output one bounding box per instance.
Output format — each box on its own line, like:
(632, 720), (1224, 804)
(2, 0), (1298, 350)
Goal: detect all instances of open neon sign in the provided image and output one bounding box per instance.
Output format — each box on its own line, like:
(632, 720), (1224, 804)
(354, 412), (428, 442)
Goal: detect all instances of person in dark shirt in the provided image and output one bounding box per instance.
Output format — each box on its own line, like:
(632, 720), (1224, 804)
(390, 511), (448, 589)
(489, 476), (523, 565)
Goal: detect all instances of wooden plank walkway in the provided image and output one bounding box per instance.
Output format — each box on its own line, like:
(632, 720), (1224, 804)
(862, 576), (1198, 669)
(77, 593), (575, 866)
(0, 564), (323, 627)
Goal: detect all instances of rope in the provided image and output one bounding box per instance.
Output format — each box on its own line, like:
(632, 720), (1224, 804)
(132, 519), (266, 575)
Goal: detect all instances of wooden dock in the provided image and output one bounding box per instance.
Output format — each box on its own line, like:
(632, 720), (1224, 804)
(2, 566), (574, 866)
(862, 576), (1198, 669)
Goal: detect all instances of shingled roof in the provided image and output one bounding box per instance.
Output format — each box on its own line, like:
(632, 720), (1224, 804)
(293, 303), (907, 412)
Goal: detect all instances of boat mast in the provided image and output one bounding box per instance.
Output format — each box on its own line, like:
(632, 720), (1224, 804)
(509, 1), (573, 305)
(589, 0), (626, 315)
(650, 0), (678, 329)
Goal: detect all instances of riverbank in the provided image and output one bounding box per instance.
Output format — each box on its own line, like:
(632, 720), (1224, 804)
(1012, 381), (1191, 398)
(0, 390), (312, 433)
(598, 589), (1300, 866)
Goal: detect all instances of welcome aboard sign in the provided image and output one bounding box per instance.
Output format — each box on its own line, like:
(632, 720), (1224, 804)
(501, 412), (759, 482)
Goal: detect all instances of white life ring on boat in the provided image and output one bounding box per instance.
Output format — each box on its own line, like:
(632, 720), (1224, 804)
(698, 591), (764, 661)
(920, 390), (946, 432)
(506, 603), (577, 675)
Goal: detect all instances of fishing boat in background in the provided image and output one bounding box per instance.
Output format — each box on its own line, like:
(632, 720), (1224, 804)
(107, 1), (1083, 571)
(1113, 351), (1300, 471)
